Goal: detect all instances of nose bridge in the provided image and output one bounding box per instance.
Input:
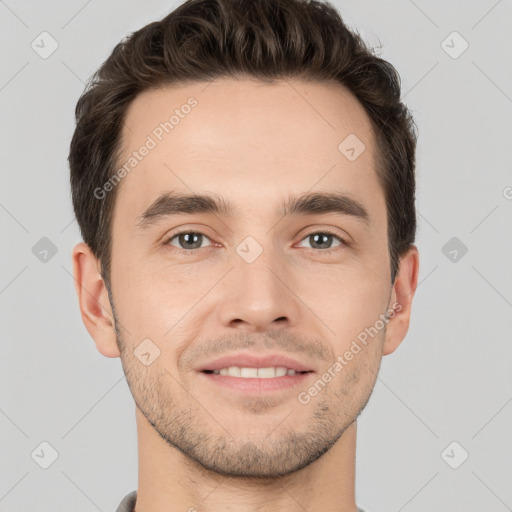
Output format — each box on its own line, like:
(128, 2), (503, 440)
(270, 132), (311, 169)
(217, 233), (300, 329)
(236, 236), (280, 290)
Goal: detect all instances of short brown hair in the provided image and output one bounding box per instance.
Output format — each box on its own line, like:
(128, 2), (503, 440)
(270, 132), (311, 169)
(68, 0), (417, 290)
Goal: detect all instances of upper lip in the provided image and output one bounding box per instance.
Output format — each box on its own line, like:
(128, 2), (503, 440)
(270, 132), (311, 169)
(197, 352), (315, 373)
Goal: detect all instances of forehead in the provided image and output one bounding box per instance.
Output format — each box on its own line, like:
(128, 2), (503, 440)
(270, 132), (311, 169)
(113, 78), (384, 230)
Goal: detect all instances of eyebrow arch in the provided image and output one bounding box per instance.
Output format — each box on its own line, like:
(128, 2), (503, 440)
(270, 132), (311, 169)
(135, 190), (370, 231)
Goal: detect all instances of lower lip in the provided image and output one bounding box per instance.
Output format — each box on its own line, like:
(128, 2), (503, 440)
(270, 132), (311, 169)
(199, 371), (314, 393)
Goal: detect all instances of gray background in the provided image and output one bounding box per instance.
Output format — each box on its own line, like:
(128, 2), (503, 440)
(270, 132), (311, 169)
(1, 0), (511, 511)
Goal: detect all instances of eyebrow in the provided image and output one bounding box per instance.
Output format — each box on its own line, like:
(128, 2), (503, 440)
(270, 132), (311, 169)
(135, 190), (370, 231)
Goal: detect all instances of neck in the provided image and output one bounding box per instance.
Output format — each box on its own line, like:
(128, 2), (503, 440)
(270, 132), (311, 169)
(134, 407), (359, 512)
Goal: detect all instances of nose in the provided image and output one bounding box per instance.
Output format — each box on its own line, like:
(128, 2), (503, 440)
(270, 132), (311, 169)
(217, 243), (302, 332)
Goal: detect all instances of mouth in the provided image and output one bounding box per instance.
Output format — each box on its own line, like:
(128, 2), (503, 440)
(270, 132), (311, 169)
(199, 366), (314, 394)
(201, 367), (313, 378)
(196, 352), (315, 374)
(195, 352), (316, 393)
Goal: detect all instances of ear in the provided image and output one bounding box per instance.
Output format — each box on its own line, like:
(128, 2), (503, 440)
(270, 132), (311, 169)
(382, 245), (420, 356)
(71, 242), (120, 358)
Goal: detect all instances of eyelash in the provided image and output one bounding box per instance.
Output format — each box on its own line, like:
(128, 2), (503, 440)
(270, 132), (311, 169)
(162, 229), (349, 255)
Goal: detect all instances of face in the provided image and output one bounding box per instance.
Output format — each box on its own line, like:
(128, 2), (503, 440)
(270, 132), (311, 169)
(104, 79), (400, 478)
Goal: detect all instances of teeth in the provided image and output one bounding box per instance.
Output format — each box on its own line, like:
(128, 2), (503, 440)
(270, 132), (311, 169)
(241, 367), (258, 378)
(211, 366), (300, 378)
(275, 367), (289, 377)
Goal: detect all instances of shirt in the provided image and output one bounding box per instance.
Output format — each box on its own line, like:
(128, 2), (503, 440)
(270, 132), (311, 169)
(116, 490), (367, 511)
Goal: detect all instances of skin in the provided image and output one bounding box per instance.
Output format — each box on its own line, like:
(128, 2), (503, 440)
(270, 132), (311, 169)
(72, 79), (419, 512)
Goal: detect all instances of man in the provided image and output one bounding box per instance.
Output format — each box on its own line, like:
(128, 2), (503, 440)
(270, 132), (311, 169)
(69, 0), (419, 510)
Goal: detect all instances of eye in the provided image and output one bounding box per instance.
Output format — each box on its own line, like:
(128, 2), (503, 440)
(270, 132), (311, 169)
(164, 231), (213, 251)
(297, 230), (348, 253)
(162, 229), (349, 254)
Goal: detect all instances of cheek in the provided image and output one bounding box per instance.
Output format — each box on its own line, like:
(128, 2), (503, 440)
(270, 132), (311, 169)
(113, 241), (389, 348)
(110, 258), (174, 335)
(118, 262), (214, 346)
(294, 262), (389, 344)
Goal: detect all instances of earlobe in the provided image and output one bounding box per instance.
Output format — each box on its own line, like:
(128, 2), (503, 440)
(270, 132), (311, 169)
(71, 242), (121, 358)
(382, 245), (420, 356)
